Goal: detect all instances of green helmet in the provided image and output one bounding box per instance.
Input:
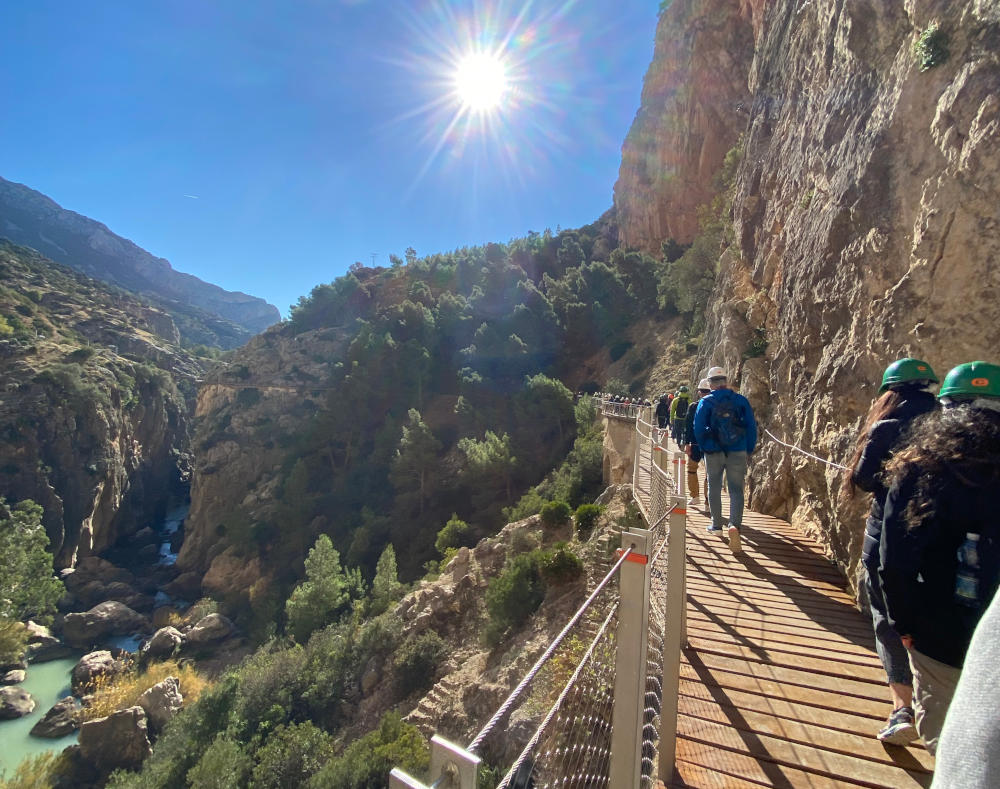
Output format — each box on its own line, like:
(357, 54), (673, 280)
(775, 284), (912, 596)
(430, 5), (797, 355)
(879, 358), (939, 392)
(678, 385), (689, 393)
(938, 361), (1000, 399)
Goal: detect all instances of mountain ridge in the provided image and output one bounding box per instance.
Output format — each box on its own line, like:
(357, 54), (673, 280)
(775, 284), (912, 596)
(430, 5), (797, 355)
(0, 176), (280, 348)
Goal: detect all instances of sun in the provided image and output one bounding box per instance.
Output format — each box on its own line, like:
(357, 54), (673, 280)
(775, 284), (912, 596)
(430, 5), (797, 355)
(453, 52), (508, 112)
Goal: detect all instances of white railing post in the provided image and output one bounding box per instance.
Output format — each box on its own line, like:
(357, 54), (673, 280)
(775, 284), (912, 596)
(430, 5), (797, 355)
(674, 451), (685, 497)
(658, 495), (688, 781)
(390, 735), (480, 789)
(610, 527), (652, 789)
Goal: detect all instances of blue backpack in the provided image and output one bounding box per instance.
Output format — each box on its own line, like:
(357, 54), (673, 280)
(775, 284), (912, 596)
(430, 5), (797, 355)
(710, 395), (746, 450)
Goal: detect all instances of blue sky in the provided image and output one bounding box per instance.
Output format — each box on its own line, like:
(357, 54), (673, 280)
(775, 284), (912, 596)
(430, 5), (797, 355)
(1, 0), (659, 316)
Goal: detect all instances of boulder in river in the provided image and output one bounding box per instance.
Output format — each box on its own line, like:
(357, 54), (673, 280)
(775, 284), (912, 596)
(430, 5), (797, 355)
(137, 677), (183, 734)
(0, 685), (35, 719)
(185, 613), (235, 646)
(1, 669), (26, 685)
(61, 601), (151, 649)
(71, 650), (122, 695)
(78, 706), (152, 772)
(30, 696), (81, 737)
(145, 626), (184, 659)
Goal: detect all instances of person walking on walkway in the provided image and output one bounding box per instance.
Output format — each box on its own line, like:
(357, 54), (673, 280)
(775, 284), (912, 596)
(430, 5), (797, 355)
(694, 366), (757, 553)
(655, 393), (670, 432)
(670, 385), (691, 444)
(682, 379), (711, 513)
(844, 357), (939, 744)
(879, 361), (1000, 755)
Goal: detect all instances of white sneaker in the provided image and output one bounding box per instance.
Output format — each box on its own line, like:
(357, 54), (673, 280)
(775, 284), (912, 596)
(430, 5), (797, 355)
(687, 497), (699, 507)
(728, 525), (742, 553)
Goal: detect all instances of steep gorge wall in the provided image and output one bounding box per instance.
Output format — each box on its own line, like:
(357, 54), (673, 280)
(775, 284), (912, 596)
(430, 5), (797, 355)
(613, 0), (765, 250)
(622, 0), (1000, 586)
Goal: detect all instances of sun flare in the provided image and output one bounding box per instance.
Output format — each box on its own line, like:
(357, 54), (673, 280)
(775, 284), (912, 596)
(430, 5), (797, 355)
(453, 52), (508, 112)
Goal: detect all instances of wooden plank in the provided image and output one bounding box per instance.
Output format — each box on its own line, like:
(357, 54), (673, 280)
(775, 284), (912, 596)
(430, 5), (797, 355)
(685, 634), (886, 681)
(668, 761), (771, 788)
(677, 715), (933, 788)
(677, 677), (887, 737)
(678, 659), (889, 719)
(683, 651), (887, 699)
(685, 593), (878, 640)
(676, 691), (935, 772)
(684, 616), (881, 664)
(684, 608), (876, 652)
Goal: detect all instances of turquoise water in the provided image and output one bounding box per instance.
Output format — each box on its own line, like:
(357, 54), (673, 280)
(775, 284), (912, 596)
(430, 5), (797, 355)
(0, 656), (81, 779)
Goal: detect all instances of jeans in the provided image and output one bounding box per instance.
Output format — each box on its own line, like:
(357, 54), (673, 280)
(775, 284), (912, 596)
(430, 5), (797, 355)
(863, 549), (913, 686)
(704, 450), (748, 529)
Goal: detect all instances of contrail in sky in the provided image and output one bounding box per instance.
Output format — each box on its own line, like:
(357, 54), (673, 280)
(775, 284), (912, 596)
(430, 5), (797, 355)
(183, 194), (200, 199)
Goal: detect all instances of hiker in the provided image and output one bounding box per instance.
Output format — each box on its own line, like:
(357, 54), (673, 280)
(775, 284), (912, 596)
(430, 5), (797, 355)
(655, 394), (670, 433)
(844, 358), (939, 744)
(879, 361), (1000, 755)
(693, 366), (757, 553)
(670, 385), (691, 444)
(682, 378), (711, 513)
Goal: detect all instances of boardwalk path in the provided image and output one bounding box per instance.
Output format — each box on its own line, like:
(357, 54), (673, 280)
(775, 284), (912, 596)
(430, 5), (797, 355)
(668, 479), (934, 787)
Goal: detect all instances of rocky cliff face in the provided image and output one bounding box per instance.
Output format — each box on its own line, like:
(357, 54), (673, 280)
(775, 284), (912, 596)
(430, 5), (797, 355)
(622, 0), (1000, 585)
(175, 326), (349, 585)
(0, 242), (201, 566)
(0, 176), (280, 347)
(613, 0), (763, 251)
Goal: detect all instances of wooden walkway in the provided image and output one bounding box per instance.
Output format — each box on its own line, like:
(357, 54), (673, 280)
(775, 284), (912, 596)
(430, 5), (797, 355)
(668, 475), (935, 787)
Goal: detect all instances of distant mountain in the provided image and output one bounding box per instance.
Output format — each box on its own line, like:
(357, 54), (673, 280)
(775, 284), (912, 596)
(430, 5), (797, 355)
(0, 176), (280, 348)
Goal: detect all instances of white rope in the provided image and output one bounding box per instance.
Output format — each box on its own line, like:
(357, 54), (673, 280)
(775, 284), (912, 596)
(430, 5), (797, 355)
(763, 428), (849, 471)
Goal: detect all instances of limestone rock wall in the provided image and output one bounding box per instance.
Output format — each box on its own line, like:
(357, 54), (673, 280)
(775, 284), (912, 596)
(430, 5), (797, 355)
(602, 415), (638, 485)
(697, 0), (1000, 585)
(613, 0), (763, 251)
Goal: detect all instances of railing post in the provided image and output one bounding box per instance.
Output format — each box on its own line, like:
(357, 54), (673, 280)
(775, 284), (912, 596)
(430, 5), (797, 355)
(610, 527), (652, 789)
(390, 735), (480, 789)
(658, 495), (688, 782)
(674, 451), (685, 497)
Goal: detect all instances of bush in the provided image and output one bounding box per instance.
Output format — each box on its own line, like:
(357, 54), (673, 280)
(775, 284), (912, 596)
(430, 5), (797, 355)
(0, 619), (28, 665)
(249, 721), (333, 789)
(185, 735), (251, 789)
(435, 514), (472, 555)
(538, 544), (583, 586)
(574, 504), (602, 537)
(914, 23), (948, 71)
(394, 631), (446, 695)
(485, 553), (544, 639)
(539, 500), (571, 529)
(305, 713), (428, 789)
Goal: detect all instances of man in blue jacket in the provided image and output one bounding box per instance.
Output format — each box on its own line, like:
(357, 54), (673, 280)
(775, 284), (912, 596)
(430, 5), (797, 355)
(693, 366), (757, 553)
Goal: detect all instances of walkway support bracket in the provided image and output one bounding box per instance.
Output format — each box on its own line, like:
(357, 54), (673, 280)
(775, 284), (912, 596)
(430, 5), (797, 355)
(389, 735), (480, 789)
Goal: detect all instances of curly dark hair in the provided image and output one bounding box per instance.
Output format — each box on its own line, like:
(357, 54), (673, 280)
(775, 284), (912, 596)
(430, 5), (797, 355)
(884, 405), (1000, 529)
(841, 388), (906, 499)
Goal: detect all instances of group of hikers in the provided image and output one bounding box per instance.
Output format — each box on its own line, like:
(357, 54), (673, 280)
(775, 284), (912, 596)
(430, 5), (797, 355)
(843, 357), (1000, 783)
(606, 356), (1000, 778)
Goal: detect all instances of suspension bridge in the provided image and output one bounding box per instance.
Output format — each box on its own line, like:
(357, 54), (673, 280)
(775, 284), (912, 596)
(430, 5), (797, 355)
(391, 399), (935, 787)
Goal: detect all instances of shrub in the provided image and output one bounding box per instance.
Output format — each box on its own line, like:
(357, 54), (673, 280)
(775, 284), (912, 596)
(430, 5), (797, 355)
(185, 735), (251, 789)
(0, 751), (65, 789)
(539, 500), (571, 529)
(485, 553), (544, 639)
(914, 23), (948, 71)
(510, 528), (540, 555)
(435, 514), (472, 555)
(0, 619), (28, 665)
(249, 721), (333, 789)
(305, 713), (428, 789)
(538, 544), (583, 586)
(574, 504), (602, 537)
(394, 631), (446, 695)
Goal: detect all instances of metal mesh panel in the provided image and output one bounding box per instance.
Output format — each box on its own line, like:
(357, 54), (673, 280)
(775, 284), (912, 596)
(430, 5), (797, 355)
(503, 604), (619, 788)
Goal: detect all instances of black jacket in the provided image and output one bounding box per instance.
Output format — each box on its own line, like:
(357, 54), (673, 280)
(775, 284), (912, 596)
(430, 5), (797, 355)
(682, 401), (703, 462)
(880, 465), (1000, 667)
(851, 390), (937, 568)
(654, 400), (670, 428)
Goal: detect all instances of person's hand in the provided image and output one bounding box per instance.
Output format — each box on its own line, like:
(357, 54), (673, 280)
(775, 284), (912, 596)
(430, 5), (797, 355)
(900, 635), (913, 649)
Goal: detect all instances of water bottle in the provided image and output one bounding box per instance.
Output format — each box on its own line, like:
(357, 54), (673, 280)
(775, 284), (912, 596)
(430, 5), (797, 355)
(955, 532), (981, 607)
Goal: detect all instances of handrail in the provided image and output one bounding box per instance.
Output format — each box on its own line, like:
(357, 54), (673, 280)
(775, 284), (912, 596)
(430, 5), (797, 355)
(466, 545), (635, 754)
(763, 427), (849, 471)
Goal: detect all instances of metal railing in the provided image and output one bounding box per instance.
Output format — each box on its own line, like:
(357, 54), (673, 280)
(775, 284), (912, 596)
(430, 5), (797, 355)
(391, 401), (689, 789)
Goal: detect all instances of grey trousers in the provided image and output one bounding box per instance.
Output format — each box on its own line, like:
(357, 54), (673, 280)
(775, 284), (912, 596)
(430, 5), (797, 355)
(909, 647), (962, 755)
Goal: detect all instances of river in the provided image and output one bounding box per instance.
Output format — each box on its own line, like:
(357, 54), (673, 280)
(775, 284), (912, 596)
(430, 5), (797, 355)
(0, 502), (189, 779)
